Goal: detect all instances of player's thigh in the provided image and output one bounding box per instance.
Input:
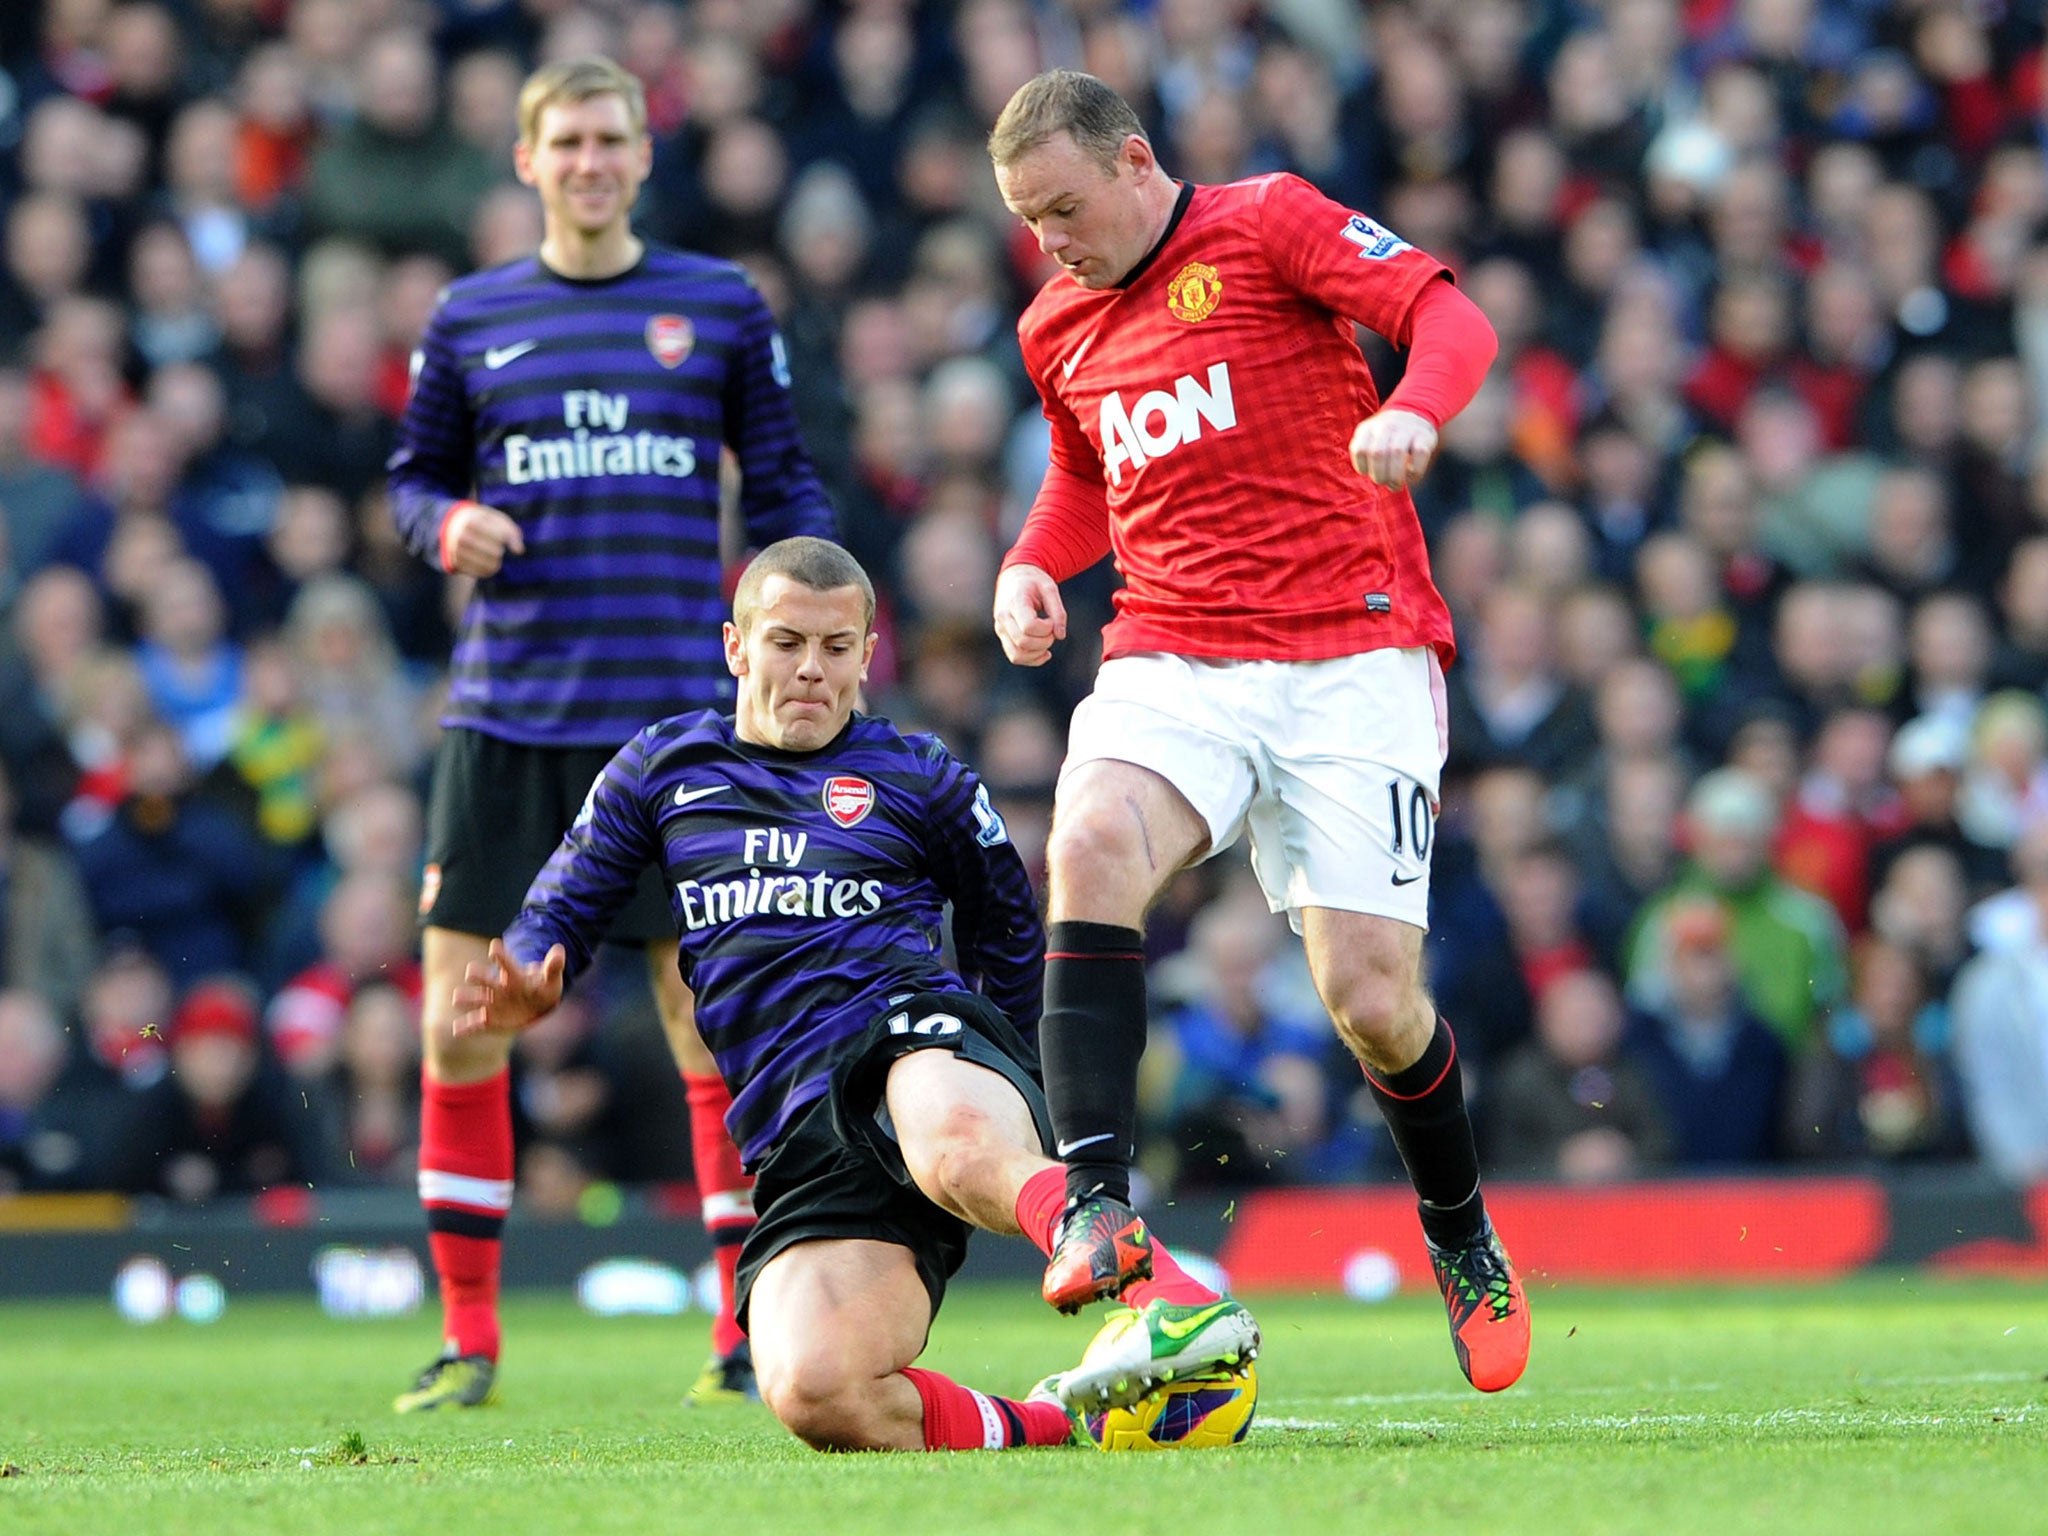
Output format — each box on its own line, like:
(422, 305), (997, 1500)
(642, 942), (713, 1074)
(1247, 648), (1446, 930)
(748, 1238), (934, 1400)
(1053, 654), (1254, 920)
(886, 1047), (1046, 1224)
(886, 1047), (1042, 1158)
(420, 926), (510, 1082)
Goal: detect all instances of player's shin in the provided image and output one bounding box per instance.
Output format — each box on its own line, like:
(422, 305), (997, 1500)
(418, 1068), (515, 1360)
(684, 1071), (756, 1358)
(1360, 1016), (1486, 1250)
(1040, 920), (1148, 1205)
(902, 1367), (1074, 1450)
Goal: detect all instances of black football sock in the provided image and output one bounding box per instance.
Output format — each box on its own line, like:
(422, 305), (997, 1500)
(1041, 920), (1148, 1206)
(1362, 1017), (1487, 1251)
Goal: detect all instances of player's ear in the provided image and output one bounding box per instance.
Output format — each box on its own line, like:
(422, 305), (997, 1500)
(723, 620), (747, 677)
(859, 630), (877, 681)
(513, 138), (537, 188)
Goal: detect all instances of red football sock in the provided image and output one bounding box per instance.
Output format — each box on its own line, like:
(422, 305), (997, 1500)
(419, 1069), (513, 1360)
(901, 1367), (1072, 1450)
(1013, 1165), (1066, 1255)
(685, 1071), (756, 1356)
(1014, 1164), (1214, 1307)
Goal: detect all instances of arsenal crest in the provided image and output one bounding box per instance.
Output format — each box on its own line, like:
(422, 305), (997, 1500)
(646, 314), (695, 368)
(1166, 261), (1222, 323)
(822, 775), (875, 827)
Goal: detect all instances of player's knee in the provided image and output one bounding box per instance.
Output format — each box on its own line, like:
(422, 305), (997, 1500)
(1044, 802), (1151, 913)
(761, 1358), (884, 1451)
(905, 1107), (1004, 1212)
(1327, 975), (1430, 1070)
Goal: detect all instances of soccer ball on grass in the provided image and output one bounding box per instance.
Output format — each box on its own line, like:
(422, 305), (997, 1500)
(1084, 1362), (1258, 1451)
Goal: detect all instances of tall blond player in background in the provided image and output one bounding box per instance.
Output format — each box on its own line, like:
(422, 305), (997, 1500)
(387, 57), (835, 1411)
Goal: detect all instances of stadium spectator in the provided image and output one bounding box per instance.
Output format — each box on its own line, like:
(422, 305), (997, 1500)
(0, 364), (90, 575)
(1625, 896), (1788, 1168)
(117, 974), (332, 1199)
(0, 759), (99, 1024)
(68, 717), (272, 986)
(0, 989), (87, 1193)
(328, 981), (421, 1187)
(1950, 823), (2048, 1183)
(1438, 838), (1598, 1083)
(1790, 934), (1968, 1165)
(1148, 893), (1335, 1191)
(1774, 705), (1906, 933)
(1444, 581), (1596, 780)
(280, 574), (426, 776)
(220, 635), (325, 854)
(302, 28), (498, 268)
(1628, 767), (1849, 1053)
(133, 557), (243, 770)
(1488, 967), (1672, 1182)
(265, 869), (421, 1080)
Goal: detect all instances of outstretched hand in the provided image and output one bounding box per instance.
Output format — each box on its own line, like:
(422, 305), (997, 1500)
(450, 938), (567, 1037)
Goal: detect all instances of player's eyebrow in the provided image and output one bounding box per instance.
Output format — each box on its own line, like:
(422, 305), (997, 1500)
(1010, 187), (1079, 221)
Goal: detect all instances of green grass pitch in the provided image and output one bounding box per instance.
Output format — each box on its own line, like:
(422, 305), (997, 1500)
(1, 1277), (2042, 1536)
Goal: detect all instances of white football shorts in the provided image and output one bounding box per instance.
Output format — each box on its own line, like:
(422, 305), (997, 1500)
(1060, 648), (1449, 929)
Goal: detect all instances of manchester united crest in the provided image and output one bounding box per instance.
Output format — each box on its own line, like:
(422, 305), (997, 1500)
(646, 313), (695, 368)
(1166, 261), (1222, 323)
(822, 775), (876, 827)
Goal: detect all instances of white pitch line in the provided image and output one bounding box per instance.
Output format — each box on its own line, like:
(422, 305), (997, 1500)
(1321, 1369), (2045, 1409)
(1253, 1418), (1348, 1432)
(1247, 1403), (2037, 1439)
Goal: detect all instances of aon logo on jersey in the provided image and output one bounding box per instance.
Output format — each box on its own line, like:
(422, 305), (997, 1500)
(1100, 362), (1236, 486)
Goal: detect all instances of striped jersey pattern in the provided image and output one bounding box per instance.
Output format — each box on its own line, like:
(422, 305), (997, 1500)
(504, 711), (1044, 1166)
(388, 247), (834, 747)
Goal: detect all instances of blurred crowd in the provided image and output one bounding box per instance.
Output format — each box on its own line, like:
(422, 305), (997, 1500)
(3, 0), (2048, 1212)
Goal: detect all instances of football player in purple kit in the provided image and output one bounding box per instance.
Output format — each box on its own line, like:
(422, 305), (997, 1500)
(448, 539), (1261, 1452)
(386, 56), (833, 1412)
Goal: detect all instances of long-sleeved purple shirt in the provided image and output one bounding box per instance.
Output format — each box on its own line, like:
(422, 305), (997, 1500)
(505, 711), (1044, 1167)
(388, 247), (834, 747)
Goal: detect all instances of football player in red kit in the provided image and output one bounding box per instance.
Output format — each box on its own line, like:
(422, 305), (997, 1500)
(989, 70), (1529, 1393)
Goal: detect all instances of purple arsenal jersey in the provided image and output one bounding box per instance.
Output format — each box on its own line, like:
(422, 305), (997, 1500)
(388, 247), (834, 747)
(504, 712), (1044, 1166)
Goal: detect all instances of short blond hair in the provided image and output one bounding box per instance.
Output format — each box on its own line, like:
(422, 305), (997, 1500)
(733, 538), (874, 632)
(517, 56), (646, 147)
(988, 69), (1146, 172)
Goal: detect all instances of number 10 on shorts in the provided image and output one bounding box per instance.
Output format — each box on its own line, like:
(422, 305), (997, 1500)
(1385, 778), (1434, 860)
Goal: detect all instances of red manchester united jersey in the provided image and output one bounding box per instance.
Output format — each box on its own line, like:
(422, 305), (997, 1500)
(1014, 173), (1460, 664)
